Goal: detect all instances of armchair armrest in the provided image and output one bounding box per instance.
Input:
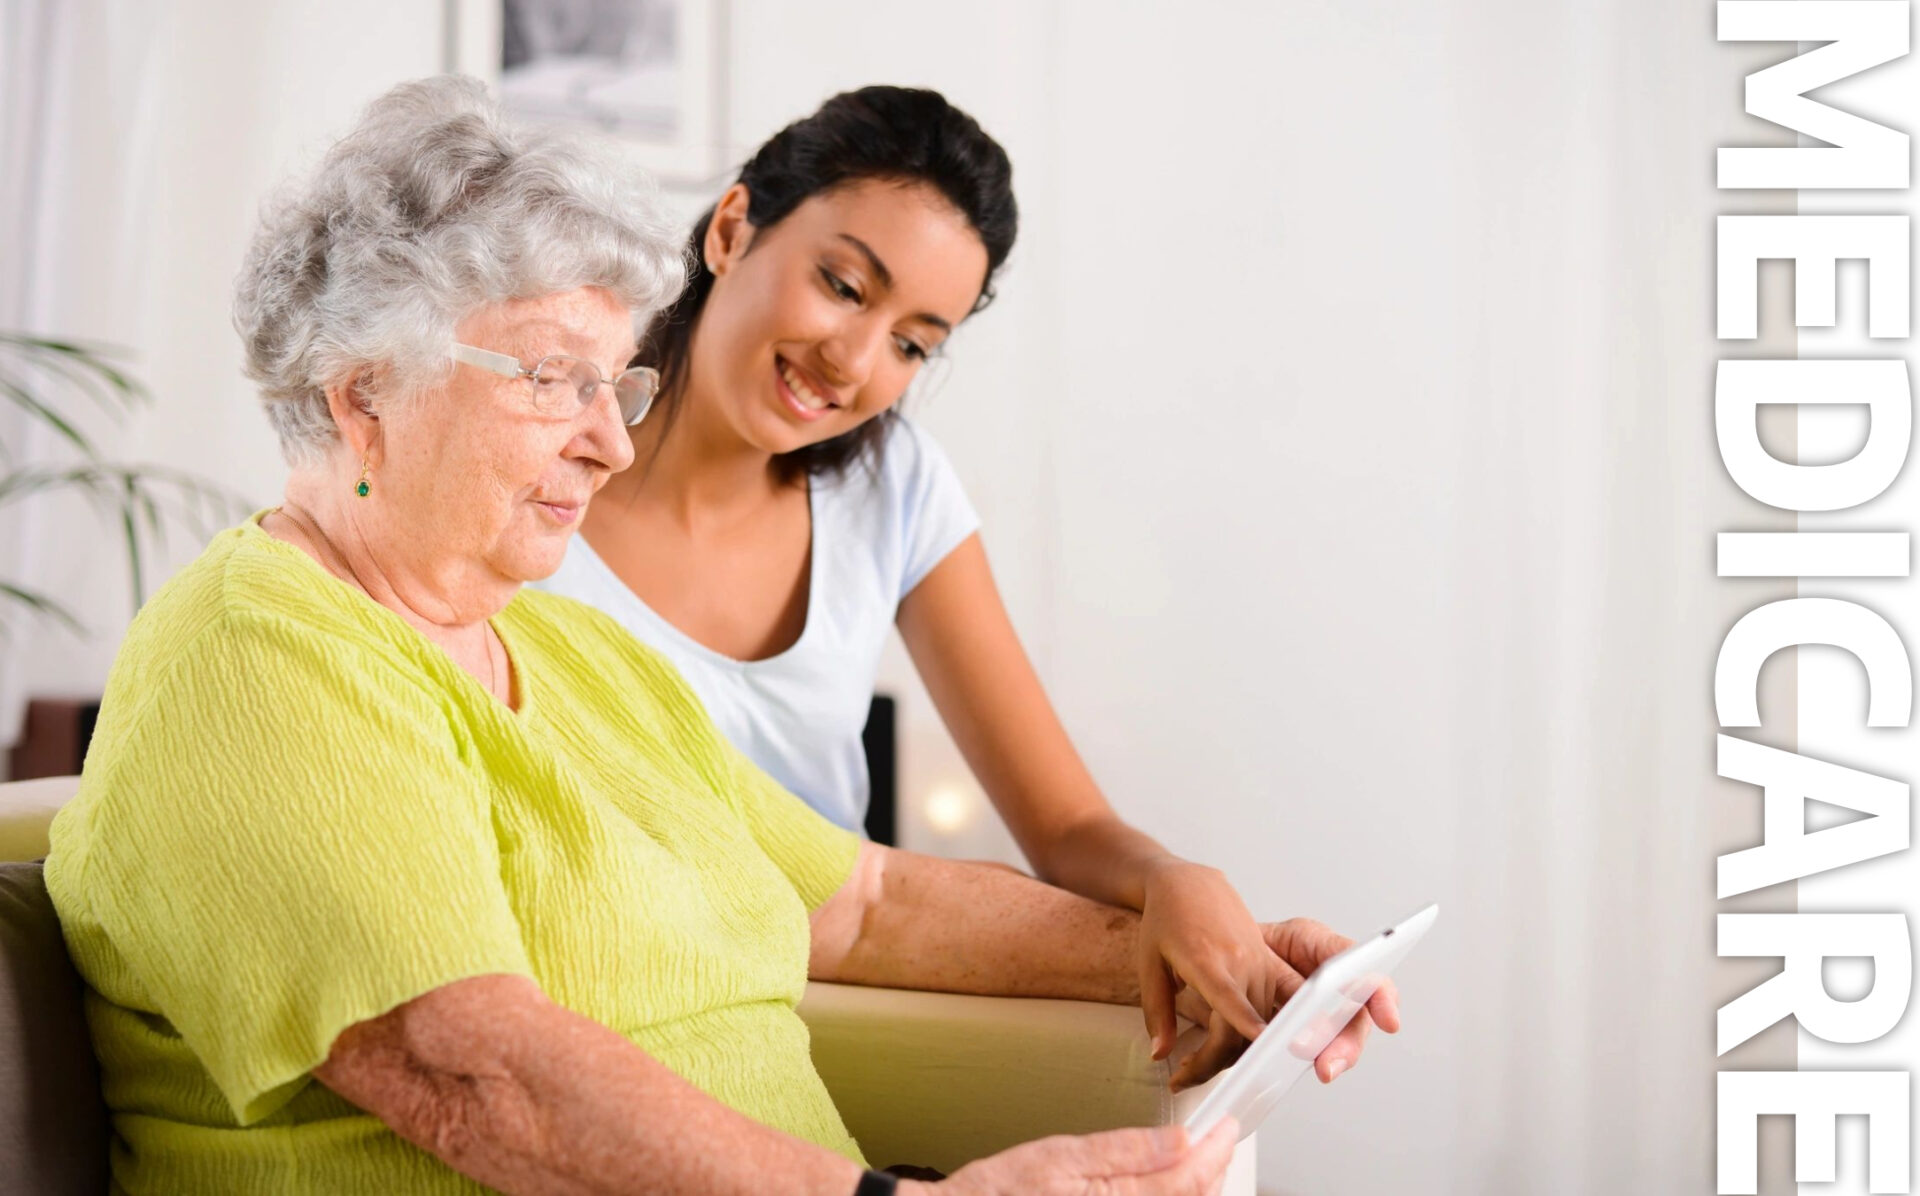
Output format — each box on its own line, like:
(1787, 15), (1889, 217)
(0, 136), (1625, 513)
(799, 981), (1255, 1189)
(0, 775), (79, 863)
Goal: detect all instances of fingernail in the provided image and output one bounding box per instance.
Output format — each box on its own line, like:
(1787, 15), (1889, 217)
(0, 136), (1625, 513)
(1324, 1058), (1347, 1081)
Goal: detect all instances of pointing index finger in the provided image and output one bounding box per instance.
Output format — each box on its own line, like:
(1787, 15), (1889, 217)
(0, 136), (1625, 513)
(1186, 963), (1268, 1044)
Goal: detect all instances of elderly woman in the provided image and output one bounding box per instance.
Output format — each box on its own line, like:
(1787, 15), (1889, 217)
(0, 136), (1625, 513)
(44, 78), (1393, 1195)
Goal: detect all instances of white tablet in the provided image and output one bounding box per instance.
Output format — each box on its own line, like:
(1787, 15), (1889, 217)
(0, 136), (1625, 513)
(1182, 903), (1437, 1141)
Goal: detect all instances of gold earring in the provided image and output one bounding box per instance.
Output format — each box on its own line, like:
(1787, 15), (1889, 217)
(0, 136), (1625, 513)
(354, 458), (371, 498)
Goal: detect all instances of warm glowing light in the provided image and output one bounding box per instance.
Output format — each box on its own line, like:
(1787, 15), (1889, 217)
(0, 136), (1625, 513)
(922, 781), (977, 835)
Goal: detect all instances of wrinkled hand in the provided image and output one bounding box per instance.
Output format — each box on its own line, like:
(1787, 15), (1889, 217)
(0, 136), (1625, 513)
(923, 1121), (1238, 1196)
(1167, 918), (1402, 1093)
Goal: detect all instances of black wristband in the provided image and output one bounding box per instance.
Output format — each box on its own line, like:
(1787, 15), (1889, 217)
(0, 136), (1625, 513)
(854, 1169), (899, 1196)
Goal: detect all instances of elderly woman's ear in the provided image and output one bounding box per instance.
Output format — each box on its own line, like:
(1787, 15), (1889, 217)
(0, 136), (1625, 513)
(321, 369), (385, 467)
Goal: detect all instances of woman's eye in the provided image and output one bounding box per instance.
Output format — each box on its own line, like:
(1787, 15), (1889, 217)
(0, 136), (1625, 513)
(894, 337), (928, 362)
(819, 267), (859, 302)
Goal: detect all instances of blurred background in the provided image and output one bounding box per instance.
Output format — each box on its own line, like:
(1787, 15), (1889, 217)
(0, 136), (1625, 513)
(0, 2), (1814, 1192)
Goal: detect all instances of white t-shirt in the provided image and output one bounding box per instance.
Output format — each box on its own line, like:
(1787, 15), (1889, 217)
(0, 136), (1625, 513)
(537, 417), (979, 831)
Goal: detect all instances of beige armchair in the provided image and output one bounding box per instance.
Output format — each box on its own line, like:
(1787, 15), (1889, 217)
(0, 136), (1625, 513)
(0, 775), (1255, 1192)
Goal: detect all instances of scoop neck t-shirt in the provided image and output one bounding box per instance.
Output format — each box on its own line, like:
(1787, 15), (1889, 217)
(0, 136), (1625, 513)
(537, 416), (980, 831)
(45, 514), (864, 1193)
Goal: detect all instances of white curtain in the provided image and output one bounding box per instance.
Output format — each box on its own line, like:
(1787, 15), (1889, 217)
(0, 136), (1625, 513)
(0, 0), (168, 754)
(1437, 6), (1801, 1191)
(0, 0), (59, 752)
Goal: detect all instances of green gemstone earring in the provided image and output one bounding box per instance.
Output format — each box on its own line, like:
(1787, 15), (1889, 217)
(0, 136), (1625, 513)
(354, 458), (371, 498)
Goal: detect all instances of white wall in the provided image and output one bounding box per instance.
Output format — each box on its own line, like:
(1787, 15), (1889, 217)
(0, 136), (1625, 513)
(3, 3), (1775, 1192)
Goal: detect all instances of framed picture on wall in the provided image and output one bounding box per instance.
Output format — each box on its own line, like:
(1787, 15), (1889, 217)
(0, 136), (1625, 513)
(446, 0), (728, 184)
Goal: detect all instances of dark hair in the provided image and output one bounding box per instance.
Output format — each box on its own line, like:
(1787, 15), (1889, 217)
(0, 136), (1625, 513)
(637, 85), (1018, 482)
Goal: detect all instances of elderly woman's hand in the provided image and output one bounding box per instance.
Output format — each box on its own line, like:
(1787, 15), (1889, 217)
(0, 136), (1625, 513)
(918, 1121), (1239, 1196)
(1166, 918), (1403, 1093)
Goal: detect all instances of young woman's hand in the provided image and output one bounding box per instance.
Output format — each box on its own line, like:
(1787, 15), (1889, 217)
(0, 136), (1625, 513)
(1136, 860), (1281, 1064)
(1165, 918), (1404, 1093)
(919, 1121), (1239, 1196)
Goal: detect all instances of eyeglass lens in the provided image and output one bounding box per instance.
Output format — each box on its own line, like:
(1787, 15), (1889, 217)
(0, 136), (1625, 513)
(530, 356), (657, 425)
(612, 372), (656, 425)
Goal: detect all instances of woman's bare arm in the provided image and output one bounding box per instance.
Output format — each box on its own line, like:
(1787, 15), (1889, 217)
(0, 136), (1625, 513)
(895, 534), (1165, 908)
(314, 970), (1239, 1196)
(313, 973), (864, 1196)
(807, 840), (1138, 1004)
(896, 535), (1297, 1059)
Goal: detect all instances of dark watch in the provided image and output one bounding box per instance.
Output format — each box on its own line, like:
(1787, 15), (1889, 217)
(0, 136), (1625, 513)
(854, 1169), (900, 1195)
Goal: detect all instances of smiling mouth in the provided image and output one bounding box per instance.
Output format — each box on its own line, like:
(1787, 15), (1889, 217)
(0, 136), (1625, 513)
(776, 356), (840, 418)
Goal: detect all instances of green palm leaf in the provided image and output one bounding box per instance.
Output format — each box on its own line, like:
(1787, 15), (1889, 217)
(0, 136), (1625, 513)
(0, 334), (255, 630)
(0, 580), (86, 640)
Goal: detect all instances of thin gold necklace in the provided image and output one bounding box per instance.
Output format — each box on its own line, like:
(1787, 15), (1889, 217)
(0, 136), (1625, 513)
(483, 625), (501, 701)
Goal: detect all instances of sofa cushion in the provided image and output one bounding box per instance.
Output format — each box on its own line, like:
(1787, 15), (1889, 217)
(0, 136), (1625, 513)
(0, 859), (108, 1194)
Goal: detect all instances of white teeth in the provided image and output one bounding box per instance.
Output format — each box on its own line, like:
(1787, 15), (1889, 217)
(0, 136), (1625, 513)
(780, 361), (830, 410)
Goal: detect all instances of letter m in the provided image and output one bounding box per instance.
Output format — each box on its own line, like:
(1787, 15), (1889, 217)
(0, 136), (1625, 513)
(1718, 1), (1910, 188)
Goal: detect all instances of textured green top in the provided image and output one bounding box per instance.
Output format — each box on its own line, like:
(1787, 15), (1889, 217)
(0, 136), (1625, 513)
(46, 516), (864, 1193)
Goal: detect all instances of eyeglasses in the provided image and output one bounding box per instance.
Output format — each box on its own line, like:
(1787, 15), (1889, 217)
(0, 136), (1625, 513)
(450, 343), (660, 427)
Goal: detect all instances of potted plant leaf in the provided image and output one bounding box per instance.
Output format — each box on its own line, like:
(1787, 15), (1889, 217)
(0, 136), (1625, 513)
(1, 332), (252, 772)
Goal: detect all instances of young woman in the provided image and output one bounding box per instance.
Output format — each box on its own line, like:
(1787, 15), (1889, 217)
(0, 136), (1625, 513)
(542, 86), (1384, 1084)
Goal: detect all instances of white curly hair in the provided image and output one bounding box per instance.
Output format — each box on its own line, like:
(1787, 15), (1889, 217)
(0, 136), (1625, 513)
(233, 75), (687, 465)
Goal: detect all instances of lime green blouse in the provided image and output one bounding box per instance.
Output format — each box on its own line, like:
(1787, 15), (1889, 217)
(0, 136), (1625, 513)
(45, 516), (864, 1193)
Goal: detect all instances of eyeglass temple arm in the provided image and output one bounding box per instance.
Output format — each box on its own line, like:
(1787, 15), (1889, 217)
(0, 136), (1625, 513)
(450, 343), (528, 379)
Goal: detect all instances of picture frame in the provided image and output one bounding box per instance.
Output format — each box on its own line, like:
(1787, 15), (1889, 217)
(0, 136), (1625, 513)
(445, 0), (729, 186)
